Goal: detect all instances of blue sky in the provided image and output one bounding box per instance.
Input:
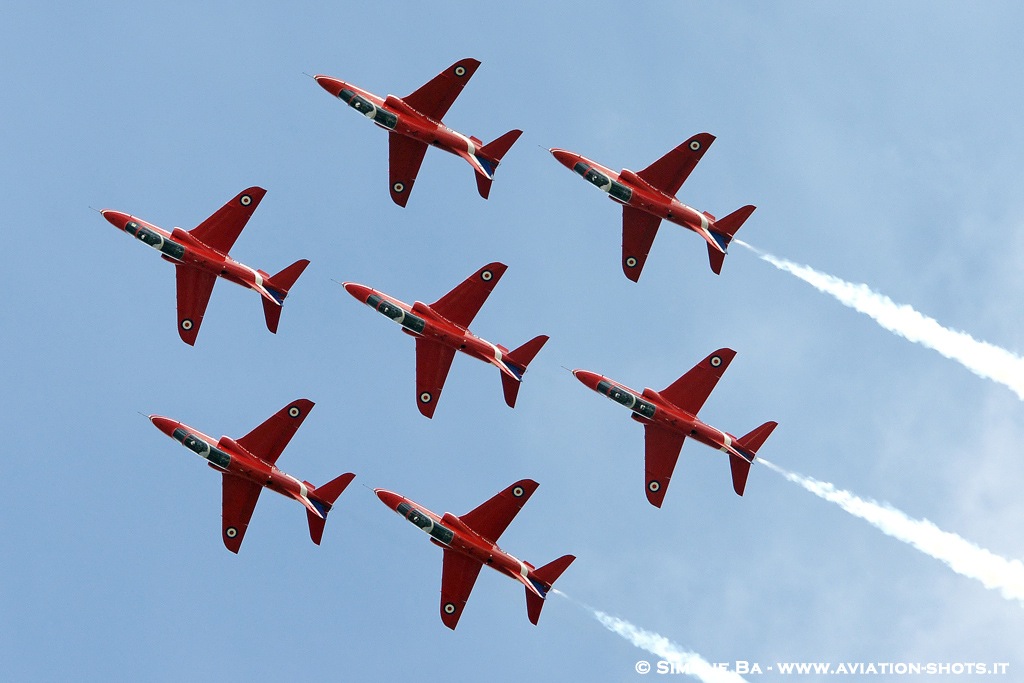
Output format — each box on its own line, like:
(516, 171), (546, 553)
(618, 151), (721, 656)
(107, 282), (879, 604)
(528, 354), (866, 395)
(4, 2), (1023, 680)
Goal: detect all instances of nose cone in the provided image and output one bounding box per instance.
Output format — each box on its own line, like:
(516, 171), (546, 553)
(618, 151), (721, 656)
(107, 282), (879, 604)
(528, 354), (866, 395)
(549, 148), (581, 171)
(100, 209), (130, 230)
(571, 369), (603, 391)
(149, 415), (180, 438)
(342, 282), (373, 303)
(374, 488), (404, 511)
(314, 75), (345, 97)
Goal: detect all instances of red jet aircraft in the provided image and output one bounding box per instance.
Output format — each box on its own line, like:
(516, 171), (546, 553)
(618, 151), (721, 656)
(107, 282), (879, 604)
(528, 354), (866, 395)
(573, 349), (777, 507)
(101, 187), (309, 345)
(375, 480), (574, 629)
(149, 399), (355, 553)
(550, 134), (755, 280)
(343, 262), (548, 418)
(314, 58), (522, 207)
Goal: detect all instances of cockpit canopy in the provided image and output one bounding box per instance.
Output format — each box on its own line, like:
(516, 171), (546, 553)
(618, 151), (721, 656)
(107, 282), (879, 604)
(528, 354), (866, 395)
(339, 89), (397, 130)
(596, 380), (656, 418)
(397, 502), (454, 545)
(573, 163), (632, 202)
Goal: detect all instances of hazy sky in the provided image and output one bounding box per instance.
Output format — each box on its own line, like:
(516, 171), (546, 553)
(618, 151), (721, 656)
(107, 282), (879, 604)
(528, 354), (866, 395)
(4, 2), (1023, 680)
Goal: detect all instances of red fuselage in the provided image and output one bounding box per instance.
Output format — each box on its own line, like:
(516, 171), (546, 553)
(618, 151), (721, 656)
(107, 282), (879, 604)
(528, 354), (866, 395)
(549, 149), (723, 252)
(101, 210), (281, 303)
(374, 489), (546, 597)
(342, 282), (517, 377)
(572, 370), (751, 462)
(149, 416), (321, 516)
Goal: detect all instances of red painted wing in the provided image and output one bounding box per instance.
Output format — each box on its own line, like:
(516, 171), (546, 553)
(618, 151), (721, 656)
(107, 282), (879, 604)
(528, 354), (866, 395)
(644, 425), (686, 508)
(439, 549), (484, 630)
(459, 479), (538, 544)
(429, 262), (507, 329)
(636, 133), (715, 197)
(403, 58), (480, 122)
(174, 265), (217, 346)
(235, 399), (314, 466)
(388, 134), (429, 207)
(221, 474), (263, 553)
(621, 207), (662, 282)
(415, 338), (457, 418)
(188, 187), (266, 255)
(658, 348), (736, 416)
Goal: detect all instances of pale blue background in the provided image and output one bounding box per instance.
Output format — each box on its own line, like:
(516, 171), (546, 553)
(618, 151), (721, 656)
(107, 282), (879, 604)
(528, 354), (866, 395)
(3, 2), (1022, 680)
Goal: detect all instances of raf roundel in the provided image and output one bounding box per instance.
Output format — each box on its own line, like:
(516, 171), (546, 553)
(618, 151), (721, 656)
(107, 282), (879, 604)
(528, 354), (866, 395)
(288, 405), (302, 418)
(454, 65), (466, 77)
(689, 140), (701, 151)
(480, 269), (493, 282)
(240, 194), (252, 207)
(710, 355), (722, 368)
(225, 527), (238, 539)
(512, 486), (525, 498)
(419, 392), (433, 404)
(625, 256), (638, 268)
(648, 481), (661, 493)
(443, 602), (457, 615)
(393, 182), (405, 194)
(181, 319), (194, 331)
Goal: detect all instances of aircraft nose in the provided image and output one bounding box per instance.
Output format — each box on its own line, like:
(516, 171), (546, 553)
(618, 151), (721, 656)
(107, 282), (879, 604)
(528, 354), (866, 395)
(100, 209), (130, 230)
(342, 282), (372, 303)
(374, 488), (403, 511)
(571, 369), (602, 391)
(148, 415), (180, 438)
(549, 148), (580, 170)
(314, 75), (344, 97)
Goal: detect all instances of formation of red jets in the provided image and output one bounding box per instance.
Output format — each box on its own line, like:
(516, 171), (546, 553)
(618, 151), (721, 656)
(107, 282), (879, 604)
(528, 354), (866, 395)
(102, 58), (776, 630)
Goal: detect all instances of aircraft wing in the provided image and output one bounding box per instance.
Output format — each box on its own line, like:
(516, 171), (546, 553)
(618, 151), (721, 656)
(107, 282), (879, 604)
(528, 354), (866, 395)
(644, 425), (687, 508)
(429, 262), (507, 329)
(415, 338), (457, 418)
(439, 548), (484, 629)
(403, 58), (481, 122)
(221, 473), (263, 553)
(188, 187), (266, 254)
(388, 133), (429, 207)
(174, 264), (218, 346)
(636, 133), (715, 197)
(459, 479), (539, 544)
(236, 399), (314, 466)
(658, 348), (737, 416)
(621, 206), (662, 282)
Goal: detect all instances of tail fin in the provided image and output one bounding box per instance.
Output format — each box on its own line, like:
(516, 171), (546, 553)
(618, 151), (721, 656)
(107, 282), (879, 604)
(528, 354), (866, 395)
(706, 205), (755, 275)
(262, 259), (310, 333)
(474, 129), (523, 199)
(729, 421), (778, 496)
(306, 472), (356, 545)
(501, 334), (549, 408)
(526, 554), (575, 625)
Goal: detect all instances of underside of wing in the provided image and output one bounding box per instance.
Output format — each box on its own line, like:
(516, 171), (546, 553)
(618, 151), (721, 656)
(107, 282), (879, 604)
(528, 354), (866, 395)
(388, 134), (429, 207)
(439, 549), (484, 630)
(636, 133), (715, 197)
(459, 479), (538, 545)
(403, 58), (481, 122)
(221, 474), (263, 553)
(659, 348), (737, 416)
(235, 399), (314, 466)
(644, 425), (687, 508)
(429, 262), (507, 329)
(621, 206), (662, 282)
(174, 265), (218, 345)
(415, 338), (457, 418)
(188, 187), (266, 255)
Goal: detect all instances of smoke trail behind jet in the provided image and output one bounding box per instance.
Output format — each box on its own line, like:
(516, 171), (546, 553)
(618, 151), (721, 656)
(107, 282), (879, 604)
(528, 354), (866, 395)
(553, 590), (749, 682)
(759, 458), (1024, 604)
(735, 241), (1024, 400)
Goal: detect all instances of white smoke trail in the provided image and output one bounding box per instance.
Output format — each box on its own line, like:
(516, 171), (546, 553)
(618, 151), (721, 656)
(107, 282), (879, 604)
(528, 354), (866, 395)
(552, 590), (749, 682)
(735, 240), (1024, 400)
(758, 458), (1024, 604)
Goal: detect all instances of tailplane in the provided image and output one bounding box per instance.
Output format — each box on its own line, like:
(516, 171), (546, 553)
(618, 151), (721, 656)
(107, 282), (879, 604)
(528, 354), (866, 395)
(306, 472), (356, 545)
(262, 259), (311, 333)
(729, 421), (778, 496)
(525, 554), (575, 625)
(500, 334), (549, 408)
(705, 205), (756, 274)
(474, 129), (523, 198)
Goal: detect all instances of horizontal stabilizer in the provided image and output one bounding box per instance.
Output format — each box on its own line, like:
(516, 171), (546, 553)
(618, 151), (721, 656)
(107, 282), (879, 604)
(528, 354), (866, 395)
(475, 129), (522, 198)
(526, 554), (575, 625)
(501, 334), (549, 408)
(704, 206), (753, 275)
(263, 259), (310, 333)
(729, 421), (778, 496)
(307, 472), (356, 545)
